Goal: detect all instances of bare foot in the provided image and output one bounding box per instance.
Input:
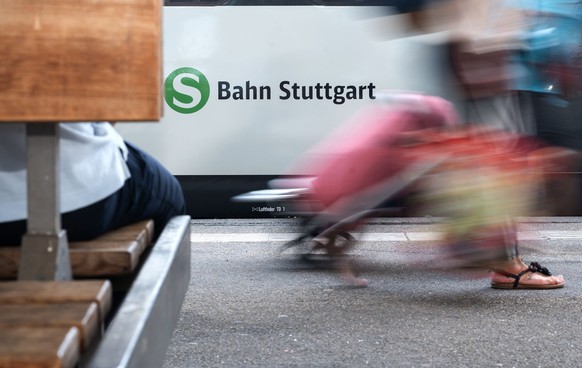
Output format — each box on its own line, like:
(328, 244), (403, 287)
(340, 274), (369, 288)
(338, 258), (369, 288)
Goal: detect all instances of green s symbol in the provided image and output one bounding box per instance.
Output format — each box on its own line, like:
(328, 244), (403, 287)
(165, 67), (210, 114)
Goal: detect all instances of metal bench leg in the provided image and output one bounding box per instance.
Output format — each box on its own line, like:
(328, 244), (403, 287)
(18, 123), (72, 281)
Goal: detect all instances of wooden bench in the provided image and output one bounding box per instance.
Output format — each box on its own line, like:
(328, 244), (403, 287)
(0, 1), (190, 367)
(0, 303), (99, 351)
(0, 0), (162, 280)
(0, 220), (155, 280)
(0, 327), (80, 368)
(0, 280), (112, 368)
(0, 217), (191, 368)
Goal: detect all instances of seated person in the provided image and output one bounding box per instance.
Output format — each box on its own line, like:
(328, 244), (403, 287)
(0, 122), (186, 245)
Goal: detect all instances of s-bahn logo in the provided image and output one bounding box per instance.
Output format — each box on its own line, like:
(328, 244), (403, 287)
(165, 66), (378, 114)
(164, 67), (210, 114)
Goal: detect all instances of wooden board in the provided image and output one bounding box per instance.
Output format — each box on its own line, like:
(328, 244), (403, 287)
(0, 220), (155, 279)
(0, 248), (19, 280)
(0, 303), (100, 351)
(69, 240), (141, 277)
(0, 240), (140, 279)
(0, 0), (162, 122)
(94, 219), (155, 253)
(0, 327), (80, 368)
(0, 281), (112, 320)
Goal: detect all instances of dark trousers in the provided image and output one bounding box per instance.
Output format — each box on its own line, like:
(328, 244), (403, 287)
(0, 142), (186, 246)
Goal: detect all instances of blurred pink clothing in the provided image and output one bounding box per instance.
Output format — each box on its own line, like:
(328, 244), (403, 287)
(294, 95), (459, 210)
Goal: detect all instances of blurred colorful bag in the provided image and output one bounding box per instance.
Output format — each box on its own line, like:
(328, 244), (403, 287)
(415, 129), (541, 267)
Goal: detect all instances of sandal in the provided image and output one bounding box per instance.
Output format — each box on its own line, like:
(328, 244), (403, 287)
(490, 261), (565, 289)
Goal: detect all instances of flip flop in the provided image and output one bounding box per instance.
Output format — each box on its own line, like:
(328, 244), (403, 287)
(490, 261), (565, 289)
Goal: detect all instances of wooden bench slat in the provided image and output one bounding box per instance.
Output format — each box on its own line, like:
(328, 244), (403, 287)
(0, 220), (154, 279)
(69, 240), (141, 277)
(0, 303), (100, 351)
(0, 326), (80, 368)
(95, 219), (154, 253)
(0, 248), (18, 279)
(0, 242), (139, 279)
(0, 280), (112, 320)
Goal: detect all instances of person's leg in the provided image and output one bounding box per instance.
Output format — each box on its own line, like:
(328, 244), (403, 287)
(483, 94), (578, 288)
(0, 194), (124, 245)
(103, 141), (186, 239)
(64, 141), (186, 240)
(0, 220), (26, 246)
(0, 142), (186, 245)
